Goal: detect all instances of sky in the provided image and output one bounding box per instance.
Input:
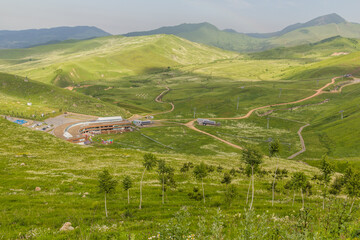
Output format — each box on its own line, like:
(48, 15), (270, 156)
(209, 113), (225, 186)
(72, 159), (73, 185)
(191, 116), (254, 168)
(1, 0), (360, 34)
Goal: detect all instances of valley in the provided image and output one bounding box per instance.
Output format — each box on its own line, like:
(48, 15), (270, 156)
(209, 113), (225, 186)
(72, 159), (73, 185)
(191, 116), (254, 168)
(1, 12), (360, 239)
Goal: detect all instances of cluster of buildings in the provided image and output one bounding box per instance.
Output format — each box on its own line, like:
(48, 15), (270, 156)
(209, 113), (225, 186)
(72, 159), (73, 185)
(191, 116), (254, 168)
(64, 116), (154, 144)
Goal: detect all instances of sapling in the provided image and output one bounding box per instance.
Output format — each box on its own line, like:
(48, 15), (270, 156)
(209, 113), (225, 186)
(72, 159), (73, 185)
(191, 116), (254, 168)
(242, 146), (263, 210)
(193, 162), (209, 204)
(269, 140), (281, 207)
(122, 175), (132, 205)
(139, 153), (157, 209)
(319, 155), (334, 210)
(157, 159), (176, 204)
(98, 169), (118, 217)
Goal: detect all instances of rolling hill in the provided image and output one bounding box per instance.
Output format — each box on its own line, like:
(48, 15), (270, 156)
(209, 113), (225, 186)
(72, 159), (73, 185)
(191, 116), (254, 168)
(124, 22), (270, 52)
(0, 72), (129, 118)
(0, 34), (238, 86)
(0, 26), (111, 49)
(123, 14), (360, 53)
(281, 50), (360, 79)
(249, 36), (360, 60)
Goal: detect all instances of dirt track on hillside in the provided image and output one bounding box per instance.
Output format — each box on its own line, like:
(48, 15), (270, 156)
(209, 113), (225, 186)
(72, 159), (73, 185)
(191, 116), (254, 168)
(184, 76), (341, 151)
(142, 87), (175, 118)
(287, 124), (311, 159)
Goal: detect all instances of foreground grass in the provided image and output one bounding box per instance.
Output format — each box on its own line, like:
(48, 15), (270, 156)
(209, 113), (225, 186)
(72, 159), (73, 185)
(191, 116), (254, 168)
(5, 118), (357, 239)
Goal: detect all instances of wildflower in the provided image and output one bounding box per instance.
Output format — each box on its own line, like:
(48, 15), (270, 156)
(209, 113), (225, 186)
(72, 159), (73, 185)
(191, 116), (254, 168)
(257, 214), (260, 218)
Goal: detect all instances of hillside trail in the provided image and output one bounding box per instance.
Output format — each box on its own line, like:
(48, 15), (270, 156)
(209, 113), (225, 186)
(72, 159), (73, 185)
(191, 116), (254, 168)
(129, 87), (175, 121)
(184, 76), (341, 151)
(146, 87), (175, 117)
(287, 124), (311, 159)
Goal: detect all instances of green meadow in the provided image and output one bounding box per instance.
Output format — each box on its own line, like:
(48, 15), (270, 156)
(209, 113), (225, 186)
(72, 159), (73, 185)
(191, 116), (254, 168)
(1, 34), (360, 238)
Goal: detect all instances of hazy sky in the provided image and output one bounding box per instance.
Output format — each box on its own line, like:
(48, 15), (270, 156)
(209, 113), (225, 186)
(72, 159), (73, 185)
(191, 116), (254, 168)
(1, 0), (360, 34)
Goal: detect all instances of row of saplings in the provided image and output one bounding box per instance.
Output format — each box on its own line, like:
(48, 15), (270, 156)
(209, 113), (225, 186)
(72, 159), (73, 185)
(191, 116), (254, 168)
(97, 140), (360, 219)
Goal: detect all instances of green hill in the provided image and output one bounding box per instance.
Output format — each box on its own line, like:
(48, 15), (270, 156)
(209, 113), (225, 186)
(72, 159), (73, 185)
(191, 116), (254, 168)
(249, 36), (360, 60)
(124, 22), (269, 52)
(247, 13), (346, 38)
(271, 22), (360, 47)
(281, 50), (360, 79)
(123, 14), (360, 53)
(0, 72), (129, 119)
(0, 34), (238, 86)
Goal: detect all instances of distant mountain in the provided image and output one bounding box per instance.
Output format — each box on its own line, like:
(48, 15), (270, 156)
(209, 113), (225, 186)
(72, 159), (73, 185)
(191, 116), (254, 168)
(123, 13), (360, 53)
(0, 26), (111, 49)
(223, 29), (239, 33)
(124, 22), (270, 52)
(247, 13), (347, 38)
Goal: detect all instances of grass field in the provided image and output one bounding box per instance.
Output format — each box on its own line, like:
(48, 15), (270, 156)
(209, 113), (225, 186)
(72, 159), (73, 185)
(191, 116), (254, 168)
(1, 33), (360, 238)
(0, 72), (129, 119)
(0, 35), (237, 86)
(4, 117), (351, 239)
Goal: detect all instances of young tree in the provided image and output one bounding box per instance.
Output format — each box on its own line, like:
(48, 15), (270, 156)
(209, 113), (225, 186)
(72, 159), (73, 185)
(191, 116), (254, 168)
(98, 169), (118, 218)
(284, 179), (297, 206)
(221, 172), (232, 191)
(180, 162), (194, 174)
(158, 159), (176, 204)
(319, 155), (334, 210)
(139, 153), (158, 209)
(193, 162), (209, 204)
(242, 146), (263, 210)
(329, 176), (344, 195)
(122, 175), (132, 205)
(225, 184), (238, 206)
(292, 172), (309, 209)
(269, 140), (281, 207)
(343, 167), (360, 213)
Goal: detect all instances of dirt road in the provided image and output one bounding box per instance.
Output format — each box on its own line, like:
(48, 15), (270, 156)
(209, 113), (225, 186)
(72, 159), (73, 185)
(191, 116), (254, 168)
(287, 124), (311, 159)
(139, 87), (175, 119)
(184, 76), (341, 150)
(185, 119), (243, 150)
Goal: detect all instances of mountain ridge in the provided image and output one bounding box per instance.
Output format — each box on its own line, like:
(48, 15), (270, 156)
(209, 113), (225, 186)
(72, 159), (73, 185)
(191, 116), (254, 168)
(122, 13), (359, 53)
(0, 26), (111, 49)
(247, 13), (346, 38)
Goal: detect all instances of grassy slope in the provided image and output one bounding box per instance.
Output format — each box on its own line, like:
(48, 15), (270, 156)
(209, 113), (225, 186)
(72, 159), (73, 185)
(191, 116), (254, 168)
(175, 24), (269, 52)
(281, 51), (360, 79)
(0, 72), (129, 119)
(0, 35), (238, 86)
(271, 22), (360, 47)
(124, 22), (360, 53)
(0, 117), (322, 239)
(249, 36), (360, 60)
(186, 22), (360, 52)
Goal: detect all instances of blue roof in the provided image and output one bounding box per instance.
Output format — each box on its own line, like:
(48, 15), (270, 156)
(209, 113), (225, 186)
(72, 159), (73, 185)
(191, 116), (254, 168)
(14, 120), (27, 125)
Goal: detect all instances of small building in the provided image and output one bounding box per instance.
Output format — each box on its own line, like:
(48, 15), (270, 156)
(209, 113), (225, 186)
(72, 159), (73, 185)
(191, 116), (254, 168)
(197, 118), (219, 126)
(97, 116), (123, 122)
(133, 120), (153, 126)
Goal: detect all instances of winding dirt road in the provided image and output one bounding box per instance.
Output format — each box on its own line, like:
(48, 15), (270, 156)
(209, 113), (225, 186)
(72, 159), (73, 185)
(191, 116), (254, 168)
(184, 76), (341, 151)
(145, 87), (175, 117)
(287, 124), (311, 159)
(133, 76), (357, 156)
